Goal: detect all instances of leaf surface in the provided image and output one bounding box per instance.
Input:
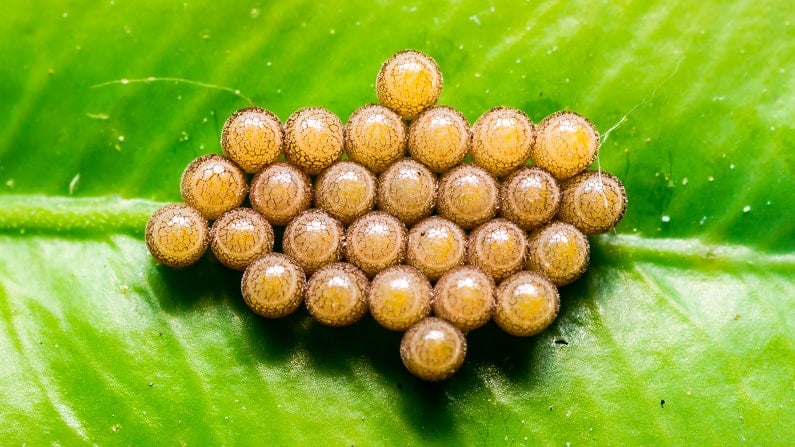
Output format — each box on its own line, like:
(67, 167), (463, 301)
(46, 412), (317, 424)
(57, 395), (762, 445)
(2, 1), (794, 445)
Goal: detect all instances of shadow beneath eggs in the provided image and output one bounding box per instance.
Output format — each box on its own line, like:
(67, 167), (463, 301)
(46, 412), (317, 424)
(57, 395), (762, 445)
(392, 378), (466, 444)
(387, 322), (549, 443)
(147, 256), (242, 313)
(147, 251), (594, 441)
(465, 322), (539, 378)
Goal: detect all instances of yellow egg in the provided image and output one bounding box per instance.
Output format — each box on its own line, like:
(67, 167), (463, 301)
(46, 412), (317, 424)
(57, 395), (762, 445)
(368, 265), (432, 331)
(467, 218), (527, 282)
(531, 111), (599, 180)
(499, 167), (561, 231)
(284, 107), (344, 175)
(436, 164), (499, 230)
(344, 211), (407, 278)
(432, 265), (495, 332)
(400, 317), (467, 381)
(210, 208), (274, 271)
(408, 106), (470, 173)
(282, 209), (345, 275)
(376, 158), (437, 227)
(180, 154), (248, 220)
(376, 50), (443, 120)
(345, 104), (407, 173)
(494, 271), (560, 336)
(471, 107), (534, 177)
(526, 222), (590, 286)
(241, 253), (306, 318)
(221, 106), (283, 173)
(145, 203), (210, 268)
(557, 170), (627, 235)
(405, 216), (467, 282)
(305, 262), (369, 327)
(314, 161), (377, 225)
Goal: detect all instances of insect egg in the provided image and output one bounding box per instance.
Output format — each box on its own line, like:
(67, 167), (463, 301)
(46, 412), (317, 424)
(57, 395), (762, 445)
(180, 154), (248, 220)
(376, 49), (443, 120)
(249, 162), (312, 226)
(210, 208), (274, 271)
(470, 107), (534, 177)
(314, 161), (377, 225)
(282, 209), (345, 275)
(145, 203), (210, 268)
(344, 211), (408, 278)
(557, 170), (627, 235)
(405, 216), (467, 282)
(305, 262), (369, 327)
(408, 106), (470, 174)
(283, 107), (344, 175)
(432, 265), (496, 332)
(241, 253), (306, 318)
(221, 106), (283, 173)
(499, 167), (561, 231)
(400, 317), (467, 381)
(436, 164), (499, 230)
(368, 265), (432, 331)
(345, 104), (407, 174)
(526, 222), (590, 286)
(531, 111), (600, 180)
(376, 158), (437, 227)
(467, 218), (527, 282)
(494, 271), (560, 337)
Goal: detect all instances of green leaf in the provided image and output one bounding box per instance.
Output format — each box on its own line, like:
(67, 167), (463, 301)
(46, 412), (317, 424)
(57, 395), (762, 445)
(2, 0), (794, 445)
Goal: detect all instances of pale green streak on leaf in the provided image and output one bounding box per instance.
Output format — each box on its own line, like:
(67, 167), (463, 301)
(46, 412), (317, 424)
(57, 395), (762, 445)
(1, 0), (795, 445)
(0, 196), (159, 235)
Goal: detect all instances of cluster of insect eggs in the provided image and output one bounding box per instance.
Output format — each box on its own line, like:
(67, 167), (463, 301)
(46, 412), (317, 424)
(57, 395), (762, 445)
(145, 49), (627, 382)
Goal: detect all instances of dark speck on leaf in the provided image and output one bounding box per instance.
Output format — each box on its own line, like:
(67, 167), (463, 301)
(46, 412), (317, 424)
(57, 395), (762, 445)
(554, 338), (569, 345)
(660, 399), (665, 408)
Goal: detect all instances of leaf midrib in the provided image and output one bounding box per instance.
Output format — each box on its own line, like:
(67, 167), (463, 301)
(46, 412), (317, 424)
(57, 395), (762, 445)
(1, 195), (791, 271)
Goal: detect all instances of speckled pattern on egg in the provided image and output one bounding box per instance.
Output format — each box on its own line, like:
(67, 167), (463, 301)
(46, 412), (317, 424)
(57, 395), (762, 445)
(405, 216), (467, 282)
(368, 265), (432, 331)
(557, 171), (627, 235)
(284, 107), (345, 175)
(242, 253), (306, 319)
(221, 106), (283, 174)
(250, 162), (313, 226)
(282, 209), (345, 275)
(531, 111), (600, 180)
(345, 104), (407, 174)
(376, 50), (443, 120)
(526, 221), (590, 286)
(210, 207), (274, 271)
(432, 265), (496, 332)
(400, 317), (467, 382)
(314, 161), (377, 225)
(377, 158), (437, 226)
(180, 154), (248, 220)
(145, 203), (210, 268)
(436, 164), (499, 230)
(344, 211), (407, 278)
(408, 106), (470, 173)
(466, 218), (527, 282)
(499, 167), (561, 231)
(471, 106), (534, 177)
(494, 271), (560, 337)
(305, 262), (370, 327)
